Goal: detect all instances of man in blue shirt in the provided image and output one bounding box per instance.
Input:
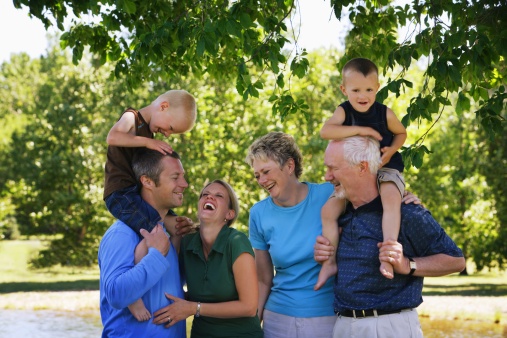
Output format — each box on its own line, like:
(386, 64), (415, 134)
(315, 136), (466, 338)
(99, 149), (189, 337)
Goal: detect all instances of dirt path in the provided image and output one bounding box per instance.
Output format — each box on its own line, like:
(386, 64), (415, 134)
(1, 291), (506, 323)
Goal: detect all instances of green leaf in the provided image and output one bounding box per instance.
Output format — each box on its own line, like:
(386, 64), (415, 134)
(239, 13), (252, 28)
(119, 0), (136, 14)
(276, 74), (284, 88)
(253, 80), (263, 89)
(268, 94), (278, 102)
(377, 87), (389, 103)
(456, 92), (470, 115)
(196, 38), (205, 57)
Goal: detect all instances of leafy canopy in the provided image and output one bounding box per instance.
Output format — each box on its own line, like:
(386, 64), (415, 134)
(14, 0), (507, 167)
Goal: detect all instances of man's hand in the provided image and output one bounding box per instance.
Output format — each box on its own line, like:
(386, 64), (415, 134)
(140, 224), (170, 256)
(402, 191), (422, 205)
(314, 235), (335, 263)
(378, 240), (410, 275)
(173, 216), (196, 236)
(164, 215), (196, 237)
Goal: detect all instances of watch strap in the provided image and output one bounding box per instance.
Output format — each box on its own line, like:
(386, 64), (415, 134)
(407, 257), (416, 276)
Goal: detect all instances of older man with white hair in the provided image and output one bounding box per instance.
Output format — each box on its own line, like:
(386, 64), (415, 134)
(315, 136), (465, 338)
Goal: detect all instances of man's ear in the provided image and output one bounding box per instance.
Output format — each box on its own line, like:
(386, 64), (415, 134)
(358, 161), (369, 173)
(140, 175), (154, 189)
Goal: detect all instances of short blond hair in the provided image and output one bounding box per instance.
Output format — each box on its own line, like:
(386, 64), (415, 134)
(155, 90), (197, 131)
(245, 132), (303, 178)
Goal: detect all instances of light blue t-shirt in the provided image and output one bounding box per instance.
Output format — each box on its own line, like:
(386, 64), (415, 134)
(98, 221), (185, 338)
(249, 182), (335, 317)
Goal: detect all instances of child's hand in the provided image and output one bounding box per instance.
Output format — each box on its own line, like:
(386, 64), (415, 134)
(147, 139), (173, 155)
(359, 127), (383, 141)
(380, 146), (394, 167)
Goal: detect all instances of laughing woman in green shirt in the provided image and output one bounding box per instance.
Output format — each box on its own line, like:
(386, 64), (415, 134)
(153, 179), (263, 338)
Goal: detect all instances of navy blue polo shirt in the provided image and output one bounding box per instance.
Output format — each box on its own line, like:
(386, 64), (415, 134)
(333, 196), (463, 312)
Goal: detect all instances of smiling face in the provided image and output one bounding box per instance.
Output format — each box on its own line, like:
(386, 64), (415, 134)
(150, 107), (193, 137)
(151, 156), (188, 210)
(252, 158), (292, 203)
(340, 70), (380, 113)
(198, 182), (235, 226)
(324, 142), (358, 200)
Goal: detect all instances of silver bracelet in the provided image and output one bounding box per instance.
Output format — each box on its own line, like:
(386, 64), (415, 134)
(195, 302), (201, 317)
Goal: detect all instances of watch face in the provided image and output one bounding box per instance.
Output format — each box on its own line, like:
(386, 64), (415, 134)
(410, 261), (417, 269)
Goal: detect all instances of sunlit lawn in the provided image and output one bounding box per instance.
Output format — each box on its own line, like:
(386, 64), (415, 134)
(423, 271), (507, 297)
(4, 239), (506, 295)
(1, 239), (507, 337)
(0, 239), (99, 293)
(0, 239), (194, 334)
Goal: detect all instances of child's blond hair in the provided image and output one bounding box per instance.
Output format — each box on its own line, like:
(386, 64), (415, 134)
(155, 90), (197, 131)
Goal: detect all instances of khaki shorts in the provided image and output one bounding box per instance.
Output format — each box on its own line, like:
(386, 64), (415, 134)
(377, 168), (405, 198)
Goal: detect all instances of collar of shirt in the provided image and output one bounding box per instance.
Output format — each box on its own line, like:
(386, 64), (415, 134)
(185, 225), (230, 258)
(345, 195), (382, 215)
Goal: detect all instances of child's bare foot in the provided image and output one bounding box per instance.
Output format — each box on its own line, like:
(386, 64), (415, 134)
(380, 261), (394, 279)
(315, 261), (338, 290)
(128, 299), (151, 321)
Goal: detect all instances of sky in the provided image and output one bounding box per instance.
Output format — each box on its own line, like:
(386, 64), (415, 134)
(0, 0), (344, 63)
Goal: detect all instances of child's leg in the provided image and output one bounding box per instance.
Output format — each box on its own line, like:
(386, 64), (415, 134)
(105, 185), (162, 236)
(134, 239), (149, 264)
(129, 239), (151, 321)
(315, 195), (346, 291)
(379, 182), (402, 279)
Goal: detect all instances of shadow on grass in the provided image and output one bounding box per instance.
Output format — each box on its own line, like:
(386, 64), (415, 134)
(423, 283), (507, 297)
(0, 280), (99, 293)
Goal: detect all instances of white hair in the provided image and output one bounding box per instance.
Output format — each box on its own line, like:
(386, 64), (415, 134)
(341, 136), (382, 174)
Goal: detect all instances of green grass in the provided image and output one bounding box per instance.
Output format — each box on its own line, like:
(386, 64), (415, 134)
(2, 239), (507, 295)
(0, 239), (99, 293)
(423, 272), (507, 296)
(1, 239), (507, 335)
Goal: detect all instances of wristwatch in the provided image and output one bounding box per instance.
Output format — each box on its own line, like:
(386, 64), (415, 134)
(407, 257), (417, 276)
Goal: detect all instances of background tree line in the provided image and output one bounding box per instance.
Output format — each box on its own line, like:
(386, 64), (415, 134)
(0, 43), (505, 272)
(1, 0), (506, 272)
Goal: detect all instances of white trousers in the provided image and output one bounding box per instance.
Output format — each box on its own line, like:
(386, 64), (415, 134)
(263, 309), (336, 338)
(332, 308), (423, 338)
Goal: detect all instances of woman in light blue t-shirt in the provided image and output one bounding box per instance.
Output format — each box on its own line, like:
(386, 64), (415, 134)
(245, 132), (336, 338)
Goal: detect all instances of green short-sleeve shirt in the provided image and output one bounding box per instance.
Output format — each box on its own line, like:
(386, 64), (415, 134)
(181, 226), (263, 338)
